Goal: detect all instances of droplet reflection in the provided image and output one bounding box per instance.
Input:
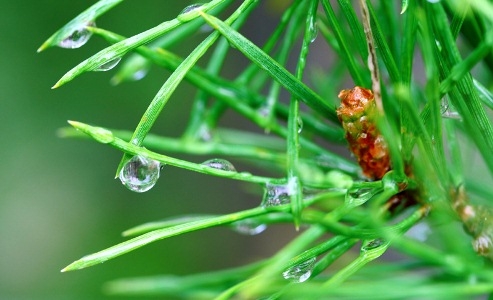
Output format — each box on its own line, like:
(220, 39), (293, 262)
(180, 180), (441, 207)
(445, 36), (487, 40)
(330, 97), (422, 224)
(58, 21), (95, 49)
(201, 158), (236, 172)
(282, 257), (316, 283)
(119, 155), (161, 192)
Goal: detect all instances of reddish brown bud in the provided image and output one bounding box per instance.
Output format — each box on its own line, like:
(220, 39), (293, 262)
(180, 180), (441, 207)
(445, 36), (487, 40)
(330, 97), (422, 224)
(337, 87), (390, 179)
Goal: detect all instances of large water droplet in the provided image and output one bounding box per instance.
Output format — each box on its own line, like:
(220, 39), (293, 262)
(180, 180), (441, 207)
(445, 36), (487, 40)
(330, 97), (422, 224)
(231, 219), (267, 235)
(282, 257), (316, 283)
(119, 155), (161, 192)
(95, 57), (122, 72)
(201, 158), (236, 172)
(58, 21), (95, 49)
(262, 182), (291, 207)
(308, 15), (318, 43)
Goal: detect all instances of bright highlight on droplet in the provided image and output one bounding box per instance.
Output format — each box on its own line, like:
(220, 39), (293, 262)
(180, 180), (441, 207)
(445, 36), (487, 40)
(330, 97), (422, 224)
(282, 257), (316, 283)
(95, 57), (122, 72)
(297, 117), (303, 134)
(177, 4), (204, 21)
(119, 155), (161, 193)
(180, 4), (204, 14)
(58, 21), (95, 49)
(201, 158), (236, 172)
(231, 219), (267, 235)
(308, 15), (318, 43)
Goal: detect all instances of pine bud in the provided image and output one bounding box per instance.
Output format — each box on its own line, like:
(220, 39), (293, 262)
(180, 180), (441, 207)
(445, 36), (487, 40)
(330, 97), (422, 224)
(337, 87), (390, 179)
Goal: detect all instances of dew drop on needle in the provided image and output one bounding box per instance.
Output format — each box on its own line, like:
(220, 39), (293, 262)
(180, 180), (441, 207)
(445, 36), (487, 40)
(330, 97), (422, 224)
(58, 21), (95, 49)
(232, 219), (267, 235)
(119, 155), (161, 193)
(201, 158), (236, 172)
(94, 57), (122, 72)
(282, 257), (316, 283)
(262, 182), (291, 207)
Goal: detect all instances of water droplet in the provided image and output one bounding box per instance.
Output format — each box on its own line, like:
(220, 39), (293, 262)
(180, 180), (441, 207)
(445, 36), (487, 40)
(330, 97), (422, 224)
(440, 97), (461, 119)
(119, 155), (161, 192)
(361, 238), (385, 252)
(262, 182), (291, 207)
(58, 21), (95, 49)
(201, 158), (236, 172)
(180, 4), (204, 14)
(297, 117), (303, 134)
(282, 257), (316, 283)
(232, 219), (267, 235)
(346, 187), (376, 207)
(435, 39), (442, 52)
(308, 15), (318, 43)
(177, 4), (204, 21)
(95, 57), (122, 72)
(427, 0), (440, 3)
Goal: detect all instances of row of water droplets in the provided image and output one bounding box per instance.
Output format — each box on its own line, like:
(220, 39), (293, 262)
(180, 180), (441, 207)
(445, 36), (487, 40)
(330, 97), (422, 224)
(118, 154), (322, 282)
(119, 156), (238, 192)
(58, 4), (205, 49)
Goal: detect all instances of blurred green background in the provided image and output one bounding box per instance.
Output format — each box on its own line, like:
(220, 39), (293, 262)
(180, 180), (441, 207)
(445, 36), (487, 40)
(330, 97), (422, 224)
(0, 1), (295, 298)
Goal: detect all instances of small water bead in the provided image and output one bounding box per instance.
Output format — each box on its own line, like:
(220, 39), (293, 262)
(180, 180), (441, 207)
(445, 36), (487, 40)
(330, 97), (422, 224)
(201, 158), (236, 172)
(58, 21), (96, 49)
(177, 4), (204, 21)
(297, 117), (303, 134)
(282, 257), (316, 283)
(262, 182), (291, 207)
(94, 57), (122, 72)
(361, 238), (385, 252)
(232, 219), (267, 235)
(180, 3), (204, 14)
(308, 14), (318, 43)
(119, 155), (161, 193)
(346, 187), (376, 207)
